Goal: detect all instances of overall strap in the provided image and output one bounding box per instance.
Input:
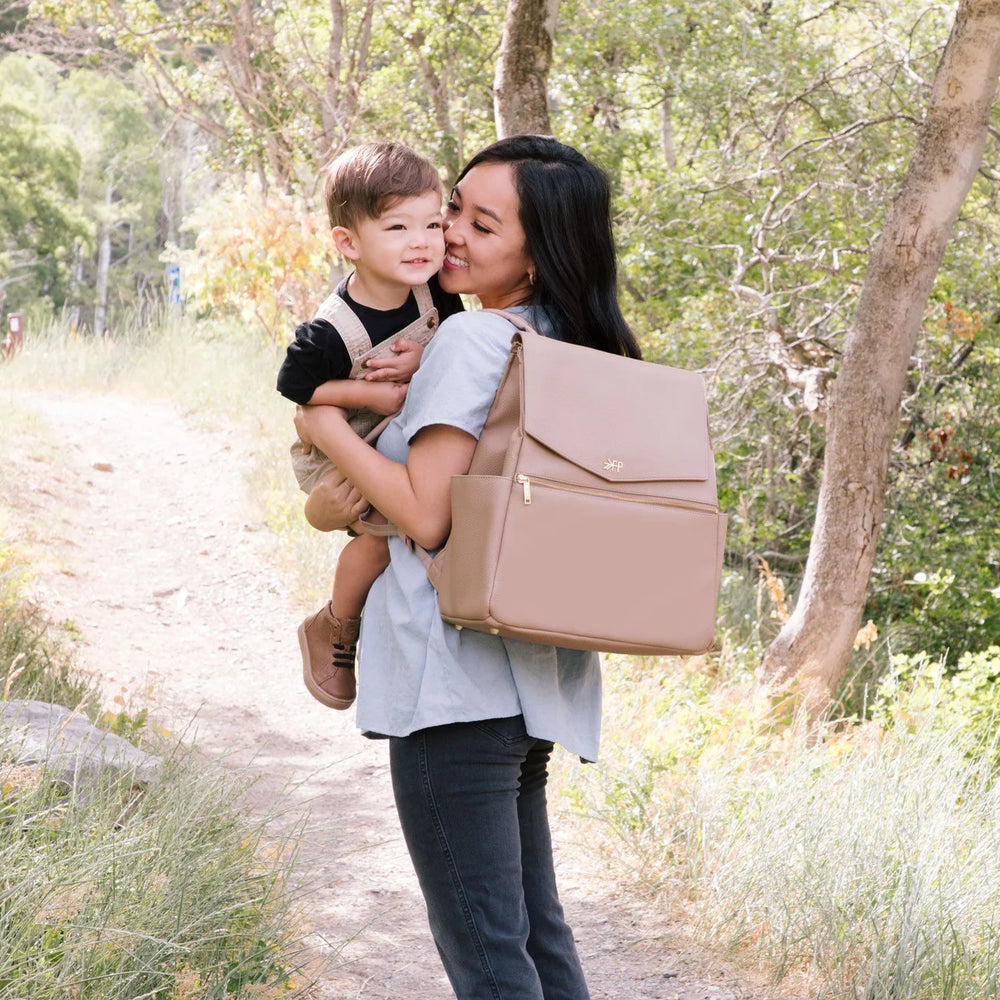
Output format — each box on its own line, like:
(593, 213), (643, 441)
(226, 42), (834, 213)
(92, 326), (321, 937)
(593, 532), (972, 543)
(314, 291), (373, 364)
(412, 282), (433, 314)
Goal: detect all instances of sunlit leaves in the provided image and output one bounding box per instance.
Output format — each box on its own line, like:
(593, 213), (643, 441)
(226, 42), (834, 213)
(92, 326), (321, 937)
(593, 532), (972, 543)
(169, 181), (335, 344)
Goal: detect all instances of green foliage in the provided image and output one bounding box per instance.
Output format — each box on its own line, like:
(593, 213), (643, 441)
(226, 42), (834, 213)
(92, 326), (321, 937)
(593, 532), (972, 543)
(56, 66), (166, 325)
(6, 9), (1000, 995)
(0, 53), (169, 327)
(27, 0), (503, 186)
(0, 58), (89, 309)
(874, 647), (1000, 750)
(13, 0), (999, 665)
(358, 0), (503, 182)
(689, 725), (1000, 999)
(547, 1), (1000, 661)
(871, 305), (1000, 658)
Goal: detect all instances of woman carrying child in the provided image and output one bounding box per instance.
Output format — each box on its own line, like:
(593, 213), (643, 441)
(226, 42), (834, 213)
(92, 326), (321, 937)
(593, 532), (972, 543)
(296, 134), (641, 1000)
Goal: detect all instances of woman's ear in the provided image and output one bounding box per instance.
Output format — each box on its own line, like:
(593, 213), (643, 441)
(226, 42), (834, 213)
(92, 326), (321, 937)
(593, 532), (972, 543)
(332, 226), (362, 261)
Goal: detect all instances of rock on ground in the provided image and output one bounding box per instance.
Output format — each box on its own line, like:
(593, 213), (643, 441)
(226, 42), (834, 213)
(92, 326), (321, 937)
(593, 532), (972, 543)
(0, 698), (161, 791)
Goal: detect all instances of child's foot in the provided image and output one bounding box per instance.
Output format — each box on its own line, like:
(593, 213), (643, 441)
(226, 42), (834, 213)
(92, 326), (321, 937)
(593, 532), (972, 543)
(298, 603), (360, 710)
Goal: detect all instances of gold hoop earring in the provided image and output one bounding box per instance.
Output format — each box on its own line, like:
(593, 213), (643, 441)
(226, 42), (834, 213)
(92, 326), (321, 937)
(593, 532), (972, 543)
(528, 269), (536, 286)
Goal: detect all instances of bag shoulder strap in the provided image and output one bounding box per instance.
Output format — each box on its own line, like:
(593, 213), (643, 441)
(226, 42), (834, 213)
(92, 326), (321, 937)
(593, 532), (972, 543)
(314, 290), (373, 363)
(401, 307), (534, 581)
(484, 307), (541, 339)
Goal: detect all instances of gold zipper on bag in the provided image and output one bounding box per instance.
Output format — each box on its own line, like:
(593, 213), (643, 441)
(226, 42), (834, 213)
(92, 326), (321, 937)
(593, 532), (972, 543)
(514, 473), (717, 513)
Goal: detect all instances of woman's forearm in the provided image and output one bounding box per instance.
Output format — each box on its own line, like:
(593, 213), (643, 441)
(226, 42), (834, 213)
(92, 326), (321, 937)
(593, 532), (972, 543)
(299, 406), (475, 549)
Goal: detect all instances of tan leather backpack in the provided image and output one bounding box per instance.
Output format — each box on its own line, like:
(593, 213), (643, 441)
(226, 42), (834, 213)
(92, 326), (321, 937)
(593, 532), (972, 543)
(420, 311), (728, 656)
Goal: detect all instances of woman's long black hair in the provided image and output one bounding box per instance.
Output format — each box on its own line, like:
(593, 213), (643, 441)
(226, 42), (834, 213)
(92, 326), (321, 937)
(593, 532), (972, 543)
(455, 135), (641, 360)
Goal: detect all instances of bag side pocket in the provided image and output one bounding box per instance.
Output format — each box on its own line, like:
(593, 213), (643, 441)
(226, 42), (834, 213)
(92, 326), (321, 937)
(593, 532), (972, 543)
(435, 475), (512, 625)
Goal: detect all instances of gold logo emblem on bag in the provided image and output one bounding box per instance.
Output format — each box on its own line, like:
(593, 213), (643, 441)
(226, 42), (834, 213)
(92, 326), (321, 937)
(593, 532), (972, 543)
(604, 458), (623, 473)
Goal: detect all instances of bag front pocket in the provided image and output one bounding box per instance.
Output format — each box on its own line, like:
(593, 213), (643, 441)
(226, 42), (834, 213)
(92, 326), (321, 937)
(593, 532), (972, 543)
(490, 477), (726, 654)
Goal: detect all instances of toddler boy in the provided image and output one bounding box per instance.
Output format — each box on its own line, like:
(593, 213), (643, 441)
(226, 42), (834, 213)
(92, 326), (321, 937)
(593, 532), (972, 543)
(277, 141), (462, 709)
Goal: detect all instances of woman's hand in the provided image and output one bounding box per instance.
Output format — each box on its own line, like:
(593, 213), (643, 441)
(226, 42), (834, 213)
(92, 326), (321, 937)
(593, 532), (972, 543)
(364, 380), (409, 415)
(293, 405), (314, 450)
(295, 402), (347, 445)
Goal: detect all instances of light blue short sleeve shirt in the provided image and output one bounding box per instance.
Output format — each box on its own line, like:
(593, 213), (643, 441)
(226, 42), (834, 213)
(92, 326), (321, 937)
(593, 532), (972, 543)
(355, 308), (603, 762)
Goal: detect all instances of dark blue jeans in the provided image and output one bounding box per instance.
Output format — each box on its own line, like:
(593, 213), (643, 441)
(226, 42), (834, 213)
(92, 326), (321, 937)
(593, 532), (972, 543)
(389, 716), (590, 1000)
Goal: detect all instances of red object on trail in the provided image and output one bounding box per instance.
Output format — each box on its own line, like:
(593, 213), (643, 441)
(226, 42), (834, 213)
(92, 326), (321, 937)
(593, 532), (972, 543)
(1, 313), (23, 361)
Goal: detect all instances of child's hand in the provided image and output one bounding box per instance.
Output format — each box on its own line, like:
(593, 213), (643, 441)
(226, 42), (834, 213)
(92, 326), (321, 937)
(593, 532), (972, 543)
(364, 338), (425, 382)
(365, 380), (409, 415)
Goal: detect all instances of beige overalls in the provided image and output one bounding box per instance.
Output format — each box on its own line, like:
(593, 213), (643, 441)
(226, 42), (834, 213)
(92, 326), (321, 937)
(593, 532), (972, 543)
(290, 283), (438, 501)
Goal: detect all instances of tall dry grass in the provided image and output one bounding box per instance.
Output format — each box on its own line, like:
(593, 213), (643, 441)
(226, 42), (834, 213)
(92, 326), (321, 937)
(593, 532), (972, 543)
(1, 748), (312, 998)
(573, 574), (1000, 999)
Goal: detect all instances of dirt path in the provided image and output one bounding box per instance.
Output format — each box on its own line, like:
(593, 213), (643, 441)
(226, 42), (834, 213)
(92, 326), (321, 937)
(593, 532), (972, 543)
(5, 389), (745, 1000)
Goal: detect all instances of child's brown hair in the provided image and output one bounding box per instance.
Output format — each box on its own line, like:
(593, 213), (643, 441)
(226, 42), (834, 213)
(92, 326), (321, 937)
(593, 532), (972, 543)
(323, 142), (441, 231)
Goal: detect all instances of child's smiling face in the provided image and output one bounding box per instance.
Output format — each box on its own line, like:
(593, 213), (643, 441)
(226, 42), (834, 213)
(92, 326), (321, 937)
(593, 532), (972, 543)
(335, 190), (445, 305)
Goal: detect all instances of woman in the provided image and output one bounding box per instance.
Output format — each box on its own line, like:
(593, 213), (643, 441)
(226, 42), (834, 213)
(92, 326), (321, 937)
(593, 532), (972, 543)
(296, 134), (641, 999)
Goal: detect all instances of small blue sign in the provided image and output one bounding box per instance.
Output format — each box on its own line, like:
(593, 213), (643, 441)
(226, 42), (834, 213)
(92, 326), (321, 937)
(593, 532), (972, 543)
(166, 263), (181, 305)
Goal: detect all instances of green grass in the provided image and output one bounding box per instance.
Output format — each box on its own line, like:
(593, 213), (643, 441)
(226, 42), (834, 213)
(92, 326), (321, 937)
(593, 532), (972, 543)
(0, 313), (329, 996)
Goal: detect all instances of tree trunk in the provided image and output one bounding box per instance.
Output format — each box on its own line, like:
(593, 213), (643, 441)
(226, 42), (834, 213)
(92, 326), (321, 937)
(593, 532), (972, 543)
(660, 88), (677, 170)
(493, 0), (560, 137)
(322, 0), (374, 162)
(69, 244), (84, 335)
(94, 179), (114, 339)
(400, 27), (460, 182)
(761, 0), (1000, 711)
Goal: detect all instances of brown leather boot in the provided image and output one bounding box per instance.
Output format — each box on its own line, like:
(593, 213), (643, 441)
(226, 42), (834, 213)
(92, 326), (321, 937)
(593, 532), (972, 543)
(298, 603), (360, 710)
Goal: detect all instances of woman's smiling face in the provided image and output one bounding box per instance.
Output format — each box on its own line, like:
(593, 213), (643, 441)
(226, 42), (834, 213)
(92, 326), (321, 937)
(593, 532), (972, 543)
(439, 161), (533, 310)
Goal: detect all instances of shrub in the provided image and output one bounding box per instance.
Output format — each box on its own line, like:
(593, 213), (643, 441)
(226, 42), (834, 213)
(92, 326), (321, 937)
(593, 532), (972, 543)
(167, 181), (336, 344)
(873, 646), (1000, 753)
